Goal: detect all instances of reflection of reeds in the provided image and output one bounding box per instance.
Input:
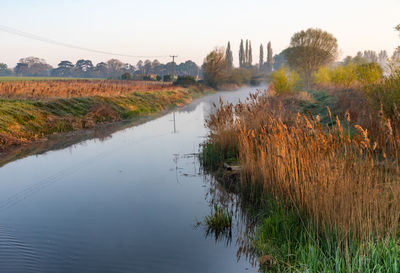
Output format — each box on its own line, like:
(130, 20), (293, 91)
(206, 89), (400, 243)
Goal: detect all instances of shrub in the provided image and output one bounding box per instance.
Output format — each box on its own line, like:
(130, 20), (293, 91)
(121, 72), (132, 80)
(367, 66), (400, 118)
(270, 67), (300, 94)
(174, 75), (197, 86)
(355, 62), (383, 85)
(228, 68), (251, 86)
(163, 75), (173, 82)
(330, 63), (357, 88)
(312, 66), (331, 86)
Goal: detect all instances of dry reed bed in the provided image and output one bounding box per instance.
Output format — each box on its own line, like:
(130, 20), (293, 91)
(207, 90), (400, 242)
(0, 80), (174, 99)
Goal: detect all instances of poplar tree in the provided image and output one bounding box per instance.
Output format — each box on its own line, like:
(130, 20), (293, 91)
(267, 41), (273, 73)
(245, 40), (249, 65)
(239, 39), (245, 68)
(248, 41), (253, 66)
(226, 41), (233, 70)
(259, 44), (264, 70)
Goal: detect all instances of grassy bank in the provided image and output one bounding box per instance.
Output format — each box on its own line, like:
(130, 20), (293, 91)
(200, 88), (400, 272)
(0, 80), (210, 151)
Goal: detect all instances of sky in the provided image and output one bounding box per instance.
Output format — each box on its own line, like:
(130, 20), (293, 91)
(0, 0), (399, 67)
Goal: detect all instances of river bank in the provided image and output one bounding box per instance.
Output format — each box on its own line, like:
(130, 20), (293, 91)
(0, 80), (213, 152)
(200, 88), (400, 272)
(0, 86), (261, 273)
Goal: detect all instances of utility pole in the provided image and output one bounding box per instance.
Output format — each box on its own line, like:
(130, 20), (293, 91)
(170, 55), (178, 80)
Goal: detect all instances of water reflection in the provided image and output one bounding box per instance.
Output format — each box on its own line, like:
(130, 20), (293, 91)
(200, 171), (259, 268)
(0, 86), (265, 273)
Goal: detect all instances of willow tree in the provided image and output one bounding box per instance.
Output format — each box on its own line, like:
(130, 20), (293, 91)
(286, 28), (338, 87)
(202, 48), (228, 88)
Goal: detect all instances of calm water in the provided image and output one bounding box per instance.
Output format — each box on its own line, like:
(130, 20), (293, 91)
(0, 86), (262, 273)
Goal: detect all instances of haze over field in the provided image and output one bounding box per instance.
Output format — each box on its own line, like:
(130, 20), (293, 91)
(0, 0), (399, 66)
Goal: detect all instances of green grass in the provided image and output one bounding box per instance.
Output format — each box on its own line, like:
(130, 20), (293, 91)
(253, 199), (400, 273)
(0, 76), (104, 82)
(204, 204), (232, 231)
(0, 87), (204, 150)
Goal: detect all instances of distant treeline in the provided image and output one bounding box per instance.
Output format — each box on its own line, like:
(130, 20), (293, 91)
(0, 57), (201, 79)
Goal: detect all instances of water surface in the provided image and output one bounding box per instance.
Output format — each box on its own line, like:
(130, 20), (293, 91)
(0, 86), (262, 273)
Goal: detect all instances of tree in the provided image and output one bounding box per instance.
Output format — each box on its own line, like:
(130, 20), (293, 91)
(15, 57), (52, 76)
(286, 28), (338, 87)
(52, 60), (74, 77)
(353, 51), (367, 64)
(202, 48), (228, 87)
(273, 49), (288, 71)
(267, 41), (273, 73)
(248, 41), (253, 66)
(378, 50), (388, 69)
(0, 63), (12, 76)
(137, 60), (144, 74)
(239, 40), (245, 68)
(74, 59), (93, 77)
(107, 59), (123, 77)
(94, 62), (108, 78)
(121, 72), (132, 80)
(143, 60), (152, 75)
(151, 59), (161, 74)
(259, 44), (264, 70)
(14, 63), (29, 76)
(226, 42), (233, 70)
(245, 40), (249, 66)
(343, 56), (353, 65)
(176, 60), (200, 77)
(363, 50), (378, 63)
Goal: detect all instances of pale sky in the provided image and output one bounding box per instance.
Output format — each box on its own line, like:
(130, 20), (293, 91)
(0, 0), (399, 67)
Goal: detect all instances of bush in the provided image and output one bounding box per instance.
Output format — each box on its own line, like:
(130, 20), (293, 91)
(330, 63), (357, 88)
(121, 72), (132, 80)
(174, 75), (197, 86)
(163, 75), (173, 82)
(228, 68), (251, 86)
(270, 67), (300, 94)
(368, 66), (400, 117)
(312, 66), (331, 86)
(355, 62), (383, 85)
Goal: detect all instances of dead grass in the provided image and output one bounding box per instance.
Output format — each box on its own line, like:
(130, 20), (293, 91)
(0, 80), (174, 100)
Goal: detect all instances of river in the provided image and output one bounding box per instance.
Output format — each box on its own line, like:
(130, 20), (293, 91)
(0, 86), (263, 273)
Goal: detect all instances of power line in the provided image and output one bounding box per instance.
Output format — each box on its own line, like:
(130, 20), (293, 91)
(0, 24), (170, 59)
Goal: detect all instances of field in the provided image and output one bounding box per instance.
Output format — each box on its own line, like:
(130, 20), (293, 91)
(0, 76), (105, 82)
(0, 79), (174, 99)
(0, 80), (204, 152)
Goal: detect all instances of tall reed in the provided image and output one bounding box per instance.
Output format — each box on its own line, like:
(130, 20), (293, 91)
(207, 89), (400, 243)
